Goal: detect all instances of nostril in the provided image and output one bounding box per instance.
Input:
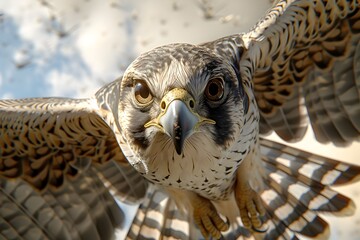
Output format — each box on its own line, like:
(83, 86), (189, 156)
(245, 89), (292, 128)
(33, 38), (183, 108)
(161, 101), (166, 110)
(189, 99), (194, 109)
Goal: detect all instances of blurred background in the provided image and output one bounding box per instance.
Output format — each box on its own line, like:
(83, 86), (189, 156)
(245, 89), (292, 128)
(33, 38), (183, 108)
(0, 0), (359, 239)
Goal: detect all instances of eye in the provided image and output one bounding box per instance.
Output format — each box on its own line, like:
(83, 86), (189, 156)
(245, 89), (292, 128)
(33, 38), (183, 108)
(134, 80), (153, 105)
(204, 78), (224, 101)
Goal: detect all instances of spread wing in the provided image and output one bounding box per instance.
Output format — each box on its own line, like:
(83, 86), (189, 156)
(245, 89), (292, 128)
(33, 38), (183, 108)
(0, 81), (148, 239)
(242, 0), (360, 144)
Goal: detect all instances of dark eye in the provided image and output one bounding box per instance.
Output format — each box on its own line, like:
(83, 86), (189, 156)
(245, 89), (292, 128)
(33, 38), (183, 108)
(204, 78), (224, 101)
(134, 80), (153, 105)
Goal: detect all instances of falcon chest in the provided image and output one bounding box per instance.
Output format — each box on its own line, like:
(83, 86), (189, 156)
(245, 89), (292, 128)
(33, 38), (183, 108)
(142, 133), (250, 200)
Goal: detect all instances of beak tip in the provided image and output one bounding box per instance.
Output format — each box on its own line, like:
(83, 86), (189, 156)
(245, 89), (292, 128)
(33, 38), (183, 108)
(175, 148), (182, 155)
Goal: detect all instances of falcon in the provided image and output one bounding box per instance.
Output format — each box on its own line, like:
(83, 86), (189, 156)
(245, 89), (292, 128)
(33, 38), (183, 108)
(1, 0), (360, 239)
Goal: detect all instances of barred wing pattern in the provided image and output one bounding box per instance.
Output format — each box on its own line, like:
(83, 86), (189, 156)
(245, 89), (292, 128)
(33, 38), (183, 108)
(126, 185), (199, 240)
(258, 139), (359, 239)
(0, 90), (148, 239)
(125, 138), (360, 240)
(1, 163), (123, 240)
(2, 133), (358, 239)
(242, 0), (360, 144)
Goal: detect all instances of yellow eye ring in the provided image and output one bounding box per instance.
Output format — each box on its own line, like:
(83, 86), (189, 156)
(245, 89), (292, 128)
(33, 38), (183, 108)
(134, 80), (153, 105)
(204, 78), (224, 101)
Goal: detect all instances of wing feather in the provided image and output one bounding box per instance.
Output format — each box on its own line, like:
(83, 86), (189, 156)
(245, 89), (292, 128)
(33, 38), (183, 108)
(0, 80), (149, 239)
(0, 85), (147, 197)
(126, 185), (198, 240)
(256, 137), (360, 239)
(243, 0), (360, 144)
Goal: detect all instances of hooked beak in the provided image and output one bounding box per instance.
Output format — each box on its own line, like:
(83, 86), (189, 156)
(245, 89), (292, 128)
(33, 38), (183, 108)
(160, 99), (196, 154)
(144, 88), (215, 155)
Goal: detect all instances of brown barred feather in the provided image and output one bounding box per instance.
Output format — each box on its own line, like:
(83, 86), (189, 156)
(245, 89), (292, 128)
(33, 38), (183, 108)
(245, 0), (360, 144)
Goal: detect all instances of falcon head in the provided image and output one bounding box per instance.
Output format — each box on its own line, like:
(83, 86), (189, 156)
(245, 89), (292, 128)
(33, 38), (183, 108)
(117, 43), (252, 187)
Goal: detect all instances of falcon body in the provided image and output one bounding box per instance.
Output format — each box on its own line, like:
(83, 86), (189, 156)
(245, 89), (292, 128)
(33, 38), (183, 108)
(117, 43), (257, 201)
(1, 0), (360, 239)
